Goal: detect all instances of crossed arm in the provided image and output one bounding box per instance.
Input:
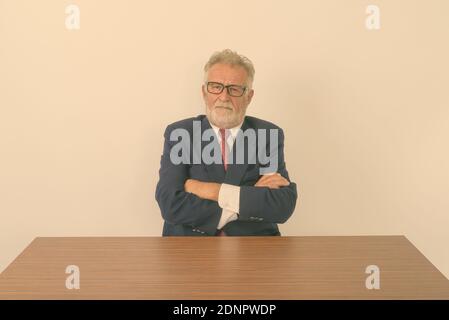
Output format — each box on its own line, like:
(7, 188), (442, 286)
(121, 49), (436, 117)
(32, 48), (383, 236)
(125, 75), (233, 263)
(184, 174), (292, 229)
(184, 174), (290, 202)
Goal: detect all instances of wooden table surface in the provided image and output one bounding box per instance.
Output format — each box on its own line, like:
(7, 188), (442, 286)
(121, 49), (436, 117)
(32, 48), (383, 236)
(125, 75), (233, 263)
(0, 236), (448, 299)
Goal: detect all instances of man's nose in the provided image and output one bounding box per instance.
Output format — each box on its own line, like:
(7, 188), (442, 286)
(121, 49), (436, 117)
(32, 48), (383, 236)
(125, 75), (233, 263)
(218, 87), (230, 101)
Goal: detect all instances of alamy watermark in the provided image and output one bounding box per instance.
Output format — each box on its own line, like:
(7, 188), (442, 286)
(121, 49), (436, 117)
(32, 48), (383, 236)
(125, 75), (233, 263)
(65, 4), (80, 30)
(65, 265), (80, 290)
(365, 5), (381, 30)
(169, 121), (279, 174)
(365, 265), (380, 290)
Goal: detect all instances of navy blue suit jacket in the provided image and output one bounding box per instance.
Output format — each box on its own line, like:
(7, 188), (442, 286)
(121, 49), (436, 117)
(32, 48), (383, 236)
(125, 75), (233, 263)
(155, 115), (298, 236)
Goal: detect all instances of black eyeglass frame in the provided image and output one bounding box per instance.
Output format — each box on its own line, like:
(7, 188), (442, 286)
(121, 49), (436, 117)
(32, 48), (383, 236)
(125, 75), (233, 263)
(205, 81), (247, 97)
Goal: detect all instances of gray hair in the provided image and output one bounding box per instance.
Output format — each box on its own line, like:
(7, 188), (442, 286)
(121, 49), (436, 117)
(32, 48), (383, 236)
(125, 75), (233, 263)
(204, 49), (255, 89)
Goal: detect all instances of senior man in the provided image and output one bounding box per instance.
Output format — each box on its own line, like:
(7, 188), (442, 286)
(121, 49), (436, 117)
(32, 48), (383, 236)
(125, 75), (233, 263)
(156, 49), (298, 236)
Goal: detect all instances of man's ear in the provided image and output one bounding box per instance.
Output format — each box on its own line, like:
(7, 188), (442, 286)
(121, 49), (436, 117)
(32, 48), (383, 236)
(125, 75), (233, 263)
(247, 89), (254, 104)
(202, 84), (207, 99)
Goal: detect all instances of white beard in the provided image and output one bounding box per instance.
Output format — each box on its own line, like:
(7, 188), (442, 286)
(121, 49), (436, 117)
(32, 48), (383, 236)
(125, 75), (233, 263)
(206, 105), (246, 129)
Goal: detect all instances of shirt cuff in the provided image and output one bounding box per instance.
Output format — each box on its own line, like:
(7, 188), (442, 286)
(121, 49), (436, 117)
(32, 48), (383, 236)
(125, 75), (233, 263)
(218, 183), (240, 213)
(217, 209), (239, 230)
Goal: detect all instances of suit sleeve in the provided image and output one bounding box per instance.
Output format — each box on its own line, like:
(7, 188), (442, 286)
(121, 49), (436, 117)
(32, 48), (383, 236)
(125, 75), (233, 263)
(238, 129), (298, 224)
(155, 126), (222, 235)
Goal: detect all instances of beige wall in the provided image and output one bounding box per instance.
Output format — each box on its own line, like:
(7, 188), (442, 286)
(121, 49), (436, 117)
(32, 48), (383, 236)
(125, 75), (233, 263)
(1, 0), (448, 279)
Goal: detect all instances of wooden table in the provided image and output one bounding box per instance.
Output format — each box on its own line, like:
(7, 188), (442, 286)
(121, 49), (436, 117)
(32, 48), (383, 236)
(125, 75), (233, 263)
(0, 236), (448, 299)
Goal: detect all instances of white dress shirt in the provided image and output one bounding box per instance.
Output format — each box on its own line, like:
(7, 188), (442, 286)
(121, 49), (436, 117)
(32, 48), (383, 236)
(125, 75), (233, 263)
(209, 121), (243, 230)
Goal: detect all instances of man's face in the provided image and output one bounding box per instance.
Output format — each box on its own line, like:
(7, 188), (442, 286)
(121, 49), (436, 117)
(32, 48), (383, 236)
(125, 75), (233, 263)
(202, 63), (254, 129)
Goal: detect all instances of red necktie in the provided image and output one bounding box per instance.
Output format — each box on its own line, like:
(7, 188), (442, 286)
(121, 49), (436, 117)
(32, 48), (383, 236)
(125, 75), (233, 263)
(219, 128), (228, 171)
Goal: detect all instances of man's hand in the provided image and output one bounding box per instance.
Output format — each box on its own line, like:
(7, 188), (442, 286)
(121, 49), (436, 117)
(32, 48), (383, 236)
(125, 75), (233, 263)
(184, 179), (221, 202)
(255, 173), (290, 189)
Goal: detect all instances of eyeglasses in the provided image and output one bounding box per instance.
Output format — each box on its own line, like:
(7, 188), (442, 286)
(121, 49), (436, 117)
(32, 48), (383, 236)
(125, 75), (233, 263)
(206, 81), (247, 97)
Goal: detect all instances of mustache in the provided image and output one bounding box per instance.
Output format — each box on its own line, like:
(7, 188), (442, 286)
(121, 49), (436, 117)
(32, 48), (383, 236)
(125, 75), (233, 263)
(214, 104), (234, 110)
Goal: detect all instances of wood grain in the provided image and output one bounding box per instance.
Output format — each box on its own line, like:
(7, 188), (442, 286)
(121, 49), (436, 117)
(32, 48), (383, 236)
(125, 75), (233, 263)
(0, 236), (448, 299)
